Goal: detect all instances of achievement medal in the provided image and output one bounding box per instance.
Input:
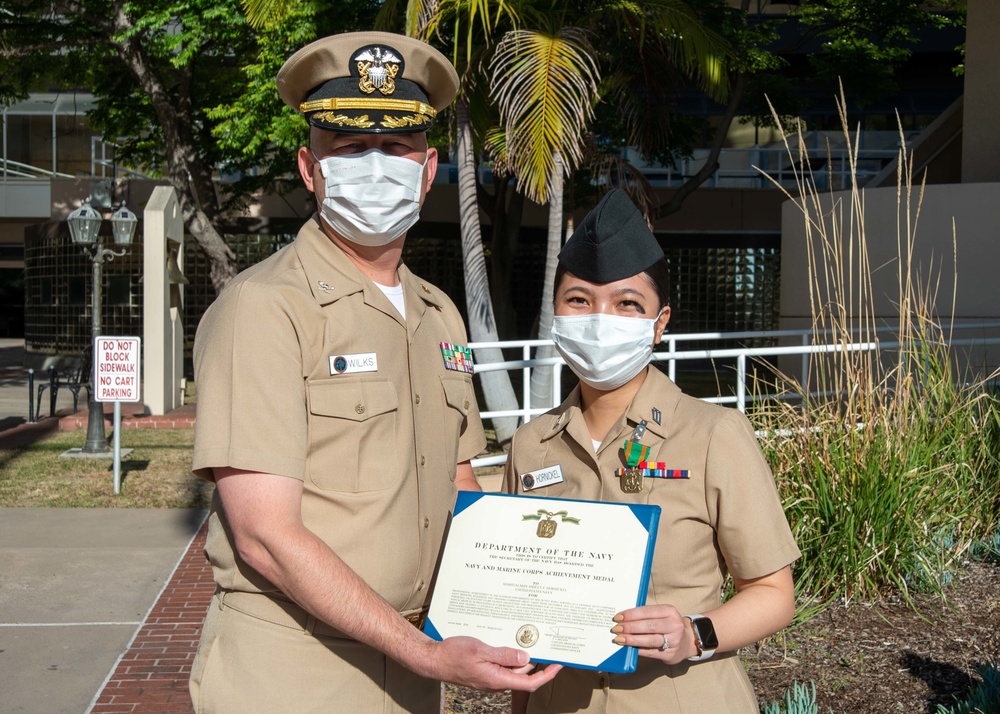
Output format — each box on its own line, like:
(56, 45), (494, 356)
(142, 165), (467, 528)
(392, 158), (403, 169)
(620, 420), (650, 493)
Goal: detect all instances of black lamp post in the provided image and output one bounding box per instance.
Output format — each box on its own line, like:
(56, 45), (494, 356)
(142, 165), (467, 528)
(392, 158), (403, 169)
(67, 198), (138, 454)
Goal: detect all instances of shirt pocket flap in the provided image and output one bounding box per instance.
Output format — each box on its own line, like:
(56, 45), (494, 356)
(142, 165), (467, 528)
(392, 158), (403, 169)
(308, 380), (399, 422)
(440, 374), (472, 416)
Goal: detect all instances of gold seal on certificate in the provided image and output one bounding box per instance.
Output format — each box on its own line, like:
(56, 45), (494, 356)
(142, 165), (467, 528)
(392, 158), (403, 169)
(516, 624), (540, 647)
(424, 493), (660, 673)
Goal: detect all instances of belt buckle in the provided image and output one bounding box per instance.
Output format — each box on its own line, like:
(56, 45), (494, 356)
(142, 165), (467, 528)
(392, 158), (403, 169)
(404, 610), (426, 628)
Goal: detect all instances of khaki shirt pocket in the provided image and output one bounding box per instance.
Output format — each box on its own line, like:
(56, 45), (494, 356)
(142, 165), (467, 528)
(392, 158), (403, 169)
(440, 371), (473, 417)
(306, 379), (400, 492)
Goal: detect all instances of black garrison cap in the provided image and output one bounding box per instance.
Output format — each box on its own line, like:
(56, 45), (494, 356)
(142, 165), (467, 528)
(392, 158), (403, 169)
(277, 31), (459, 134)
(558, 189), (664, 283)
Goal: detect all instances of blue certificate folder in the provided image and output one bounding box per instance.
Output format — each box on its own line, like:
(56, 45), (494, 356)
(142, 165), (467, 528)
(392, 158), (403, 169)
(424, 491), (661, 674)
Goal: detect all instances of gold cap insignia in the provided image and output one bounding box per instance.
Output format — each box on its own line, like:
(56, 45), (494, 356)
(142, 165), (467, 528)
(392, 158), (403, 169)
(355, 46), (401, 96)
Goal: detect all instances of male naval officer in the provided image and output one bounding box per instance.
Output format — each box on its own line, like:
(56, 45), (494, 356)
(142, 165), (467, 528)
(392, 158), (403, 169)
(189, 31), (560, 713)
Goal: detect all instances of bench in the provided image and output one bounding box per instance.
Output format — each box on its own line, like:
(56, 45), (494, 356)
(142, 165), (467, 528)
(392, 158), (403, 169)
(36, 346), (92, 418)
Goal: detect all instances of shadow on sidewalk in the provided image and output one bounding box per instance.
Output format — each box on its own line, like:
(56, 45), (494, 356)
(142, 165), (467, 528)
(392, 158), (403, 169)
(0, 416), (60, 452)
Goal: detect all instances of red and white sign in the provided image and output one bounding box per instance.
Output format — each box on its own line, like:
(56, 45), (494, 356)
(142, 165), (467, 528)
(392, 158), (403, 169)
(94, 336), (141, 403)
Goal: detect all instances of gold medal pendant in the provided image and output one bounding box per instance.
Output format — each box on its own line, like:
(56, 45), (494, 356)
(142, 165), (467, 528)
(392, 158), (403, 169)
(536, 515), (557, 538)
(620, 467), (644, 493)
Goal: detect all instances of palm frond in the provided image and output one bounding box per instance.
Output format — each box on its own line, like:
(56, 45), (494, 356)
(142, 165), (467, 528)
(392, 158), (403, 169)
(423, 0), (519, 64)
(483, 126), (512, 177)
(489, 28), (599, 204)
(241, 0), (292, 30)
(597, 0), (732, 101)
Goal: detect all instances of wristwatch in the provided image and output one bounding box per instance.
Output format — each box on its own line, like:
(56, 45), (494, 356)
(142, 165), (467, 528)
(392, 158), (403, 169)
(685, 614), (718, 661)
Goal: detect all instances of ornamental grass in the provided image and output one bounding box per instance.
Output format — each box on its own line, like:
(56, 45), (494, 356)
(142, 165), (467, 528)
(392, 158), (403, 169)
(751, 91), (1000, 608)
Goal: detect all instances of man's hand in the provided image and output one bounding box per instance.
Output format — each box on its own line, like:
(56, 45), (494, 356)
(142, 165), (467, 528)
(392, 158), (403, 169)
(413, 636), (562, 692)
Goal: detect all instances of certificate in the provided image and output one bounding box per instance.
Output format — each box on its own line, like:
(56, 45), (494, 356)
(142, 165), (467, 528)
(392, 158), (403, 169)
(424, 492), (660, 673)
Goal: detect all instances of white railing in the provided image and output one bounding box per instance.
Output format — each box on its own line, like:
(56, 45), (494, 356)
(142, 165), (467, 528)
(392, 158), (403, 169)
(466, 142), (905, 192)
(636, 146), (900, 190)
(90, 137), (149, 179)
(468, 322), (1000, 468)
(0, 158), (75, 180)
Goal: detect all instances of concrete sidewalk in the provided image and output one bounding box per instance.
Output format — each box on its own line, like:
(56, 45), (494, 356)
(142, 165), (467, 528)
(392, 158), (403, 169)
(0, 337), (501, 712)
(1, 339), (211, 713)
(0, 338), (83, 428)
(0, 508), (210, 714)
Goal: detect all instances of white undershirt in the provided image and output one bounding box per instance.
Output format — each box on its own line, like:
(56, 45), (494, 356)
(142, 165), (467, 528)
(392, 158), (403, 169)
(592, 439), (602, 453)
(374, 282), (406, 318)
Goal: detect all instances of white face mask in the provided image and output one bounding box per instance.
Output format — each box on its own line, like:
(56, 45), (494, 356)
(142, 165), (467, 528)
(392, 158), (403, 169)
(313, 148), (426, 246)
(551, 313), (659, 391)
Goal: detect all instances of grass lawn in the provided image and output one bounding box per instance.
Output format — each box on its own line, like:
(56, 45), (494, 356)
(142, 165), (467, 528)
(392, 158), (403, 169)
(0, 428), (212, 508)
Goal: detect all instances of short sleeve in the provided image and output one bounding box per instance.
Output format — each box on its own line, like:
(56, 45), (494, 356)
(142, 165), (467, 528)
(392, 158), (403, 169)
(192, 281), (309, 481)
(501, 431), (522, 494)
(704, 410), (801, 580)
(455, 385), (487, 464)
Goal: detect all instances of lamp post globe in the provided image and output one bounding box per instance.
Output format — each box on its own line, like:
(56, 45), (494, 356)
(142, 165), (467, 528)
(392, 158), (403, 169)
(111, 205), (138, 246)
(67, 202), (102, 245)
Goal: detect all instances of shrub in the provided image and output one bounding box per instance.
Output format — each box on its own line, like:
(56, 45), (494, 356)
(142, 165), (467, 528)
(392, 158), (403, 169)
(935, 662), (1000, 714)
(760, 681), (835, 714)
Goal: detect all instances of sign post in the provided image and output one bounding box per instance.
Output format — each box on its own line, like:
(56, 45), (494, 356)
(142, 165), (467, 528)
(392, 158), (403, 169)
(94, 336), (141, 494)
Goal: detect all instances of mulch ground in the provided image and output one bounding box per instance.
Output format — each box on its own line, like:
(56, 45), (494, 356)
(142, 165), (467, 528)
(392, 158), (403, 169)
(447, 560), (1000, 713)
(746, 560), (1000, 713)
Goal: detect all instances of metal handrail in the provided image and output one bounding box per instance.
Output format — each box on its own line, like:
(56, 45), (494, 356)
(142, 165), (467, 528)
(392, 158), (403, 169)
(0, 159), (75, 180)
(468, 322), (1000, 468)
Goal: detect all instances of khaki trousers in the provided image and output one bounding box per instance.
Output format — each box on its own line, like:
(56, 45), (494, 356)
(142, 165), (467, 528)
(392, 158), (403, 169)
(190, 593), (440, 713)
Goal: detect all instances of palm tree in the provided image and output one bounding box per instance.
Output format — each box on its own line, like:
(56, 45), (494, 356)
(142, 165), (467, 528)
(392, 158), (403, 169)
(487, 28), (599, 409)
(484, 1), (731, 409)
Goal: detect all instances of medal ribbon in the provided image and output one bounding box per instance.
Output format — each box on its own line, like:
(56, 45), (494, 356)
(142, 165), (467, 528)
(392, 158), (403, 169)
(616, 466), (689, 479)
(622, 420), (650, 467)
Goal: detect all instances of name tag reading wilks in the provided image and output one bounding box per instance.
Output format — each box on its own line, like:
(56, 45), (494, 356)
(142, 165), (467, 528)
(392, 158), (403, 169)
(329, 353), (378, 375)
(425, 492), (660, 674)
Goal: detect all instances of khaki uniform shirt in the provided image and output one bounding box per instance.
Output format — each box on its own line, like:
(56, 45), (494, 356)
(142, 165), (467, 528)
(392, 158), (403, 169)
(193, 217), (486, 613)
(503, 366), (800, 714)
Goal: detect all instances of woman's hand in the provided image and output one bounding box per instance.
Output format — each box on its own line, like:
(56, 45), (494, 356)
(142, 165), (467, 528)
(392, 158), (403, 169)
(611, 604), (697, 664)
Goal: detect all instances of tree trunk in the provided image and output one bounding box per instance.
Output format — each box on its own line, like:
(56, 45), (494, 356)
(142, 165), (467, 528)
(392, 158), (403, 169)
(455, 98), (520, 446)
(490, 185), (524, 339)
(109, 7), (239, 294)
(655, 71), (748, 220)
(528, 151), (564, 411)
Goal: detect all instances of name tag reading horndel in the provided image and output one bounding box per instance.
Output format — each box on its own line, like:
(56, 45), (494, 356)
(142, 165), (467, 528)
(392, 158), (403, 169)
(329, 352), (378, 375)
(520, 465), (564, 491)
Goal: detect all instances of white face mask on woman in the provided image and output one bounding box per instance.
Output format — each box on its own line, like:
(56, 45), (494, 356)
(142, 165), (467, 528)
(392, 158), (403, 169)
(313, 148), (426, 246)
(550, 312), (660, 391)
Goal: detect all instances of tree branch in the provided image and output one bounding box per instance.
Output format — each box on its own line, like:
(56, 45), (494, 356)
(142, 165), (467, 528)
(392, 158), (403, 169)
(654, 70), (748, 220)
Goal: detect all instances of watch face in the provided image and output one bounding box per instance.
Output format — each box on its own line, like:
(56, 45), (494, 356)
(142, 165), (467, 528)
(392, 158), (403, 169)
(694, 617), (719, 650)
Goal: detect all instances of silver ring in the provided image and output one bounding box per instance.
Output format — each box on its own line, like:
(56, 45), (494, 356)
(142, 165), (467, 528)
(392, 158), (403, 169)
(659, 634), (670, 651)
